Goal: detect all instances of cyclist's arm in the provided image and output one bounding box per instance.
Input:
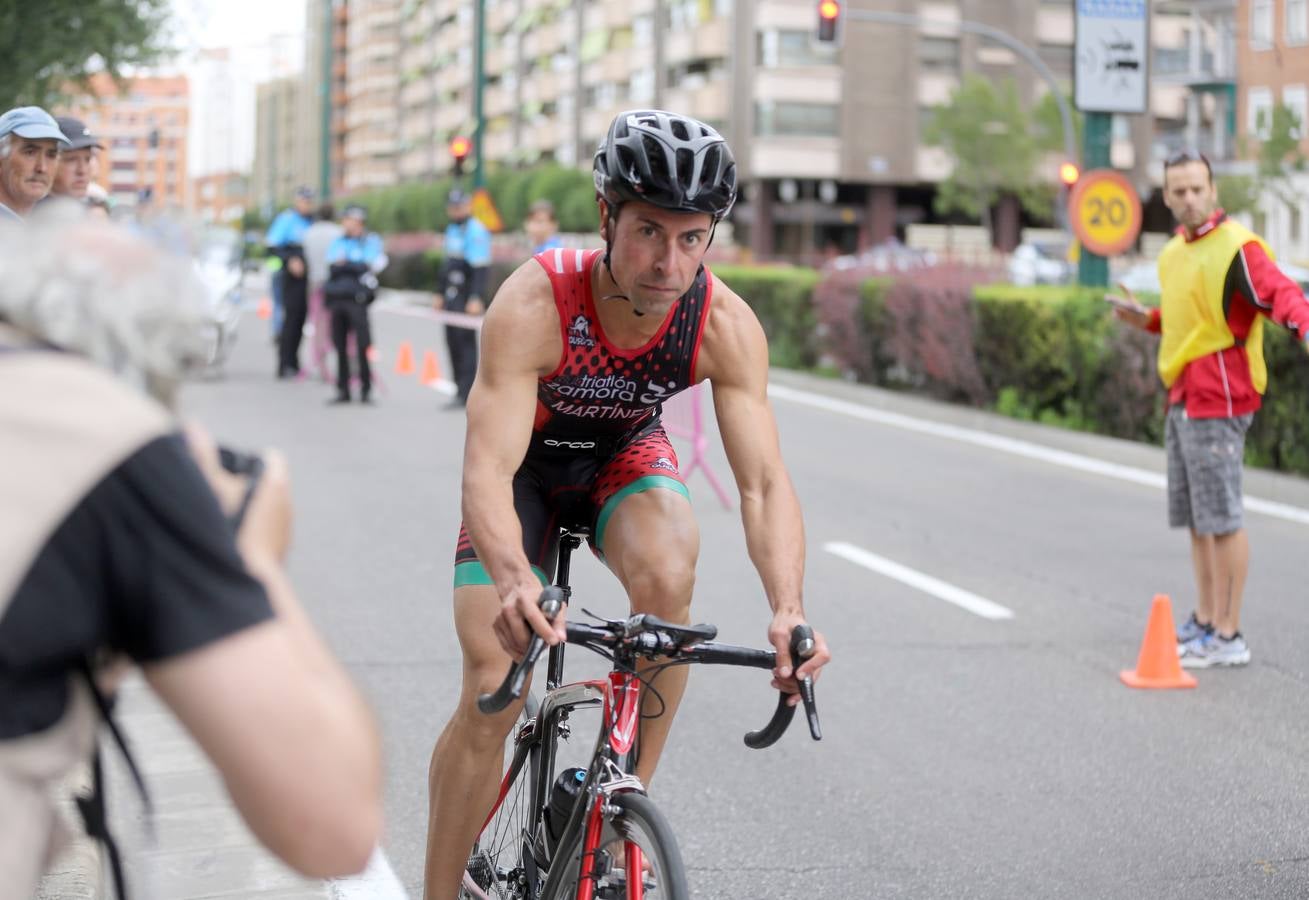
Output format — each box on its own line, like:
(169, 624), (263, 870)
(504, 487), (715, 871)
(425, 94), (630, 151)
(461, 261), (560, 591)
(698, 280), (805, 618)
(699, 279), (830, 682)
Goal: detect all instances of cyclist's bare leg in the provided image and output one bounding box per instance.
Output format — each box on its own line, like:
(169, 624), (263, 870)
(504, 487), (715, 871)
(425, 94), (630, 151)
(602, 488), (699, 787)
(424, 583), (529, 900)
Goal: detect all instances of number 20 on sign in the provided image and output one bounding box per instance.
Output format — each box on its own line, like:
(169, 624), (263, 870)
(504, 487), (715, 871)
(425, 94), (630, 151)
(1069, 168), (1143, 257)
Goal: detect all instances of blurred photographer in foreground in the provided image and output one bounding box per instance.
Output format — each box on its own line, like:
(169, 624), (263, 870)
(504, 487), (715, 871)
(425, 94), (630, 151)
(0, 213), (382, 896)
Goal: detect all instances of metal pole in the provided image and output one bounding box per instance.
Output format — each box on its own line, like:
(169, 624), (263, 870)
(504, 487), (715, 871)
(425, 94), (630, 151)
(319, 0), (333, 200)
(473, 0), (486, 189)
(1077, 112), (1112, 287)
(845, 10), (1078, 175)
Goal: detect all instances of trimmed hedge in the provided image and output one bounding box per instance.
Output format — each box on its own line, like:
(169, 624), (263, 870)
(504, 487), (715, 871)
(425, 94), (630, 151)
(714, 264), (821, 370)
(1248, 328), (1309, 472)
(844, 277), (1309, 474)
(378, 247), (521, 301)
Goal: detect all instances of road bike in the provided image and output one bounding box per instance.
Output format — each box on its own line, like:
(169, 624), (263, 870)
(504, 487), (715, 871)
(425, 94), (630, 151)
(460, 525), (822, 900)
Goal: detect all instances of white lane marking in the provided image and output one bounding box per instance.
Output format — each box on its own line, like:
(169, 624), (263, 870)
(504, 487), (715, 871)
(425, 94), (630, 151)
(824, 541), (1015, 621)
(768, 383), (1309, 526)
(330, 846), (410, 899)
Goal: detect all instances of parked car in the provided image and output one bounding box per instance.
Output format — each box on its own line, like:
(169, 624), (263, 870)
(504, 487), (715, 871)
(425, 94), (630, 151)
(1117, 259), (1309, 297)
(1008, 241), (1074, 286)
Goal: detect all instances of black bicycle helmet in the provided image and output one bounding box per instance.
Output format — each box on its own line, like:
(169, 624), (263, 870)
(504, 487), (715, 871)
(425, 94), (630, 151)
(593, 110), (737, 220)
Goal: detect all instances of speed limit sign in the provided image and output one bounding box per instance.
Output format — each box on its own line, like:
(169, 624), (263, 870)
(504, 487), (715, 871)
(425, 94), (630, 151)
(1069, 169), (1143, 257)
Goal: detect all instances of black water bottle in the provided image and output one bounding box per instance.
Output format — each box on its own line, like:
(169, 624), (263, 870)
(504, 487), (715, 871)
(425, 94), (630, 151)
(546, 767), (587, 845)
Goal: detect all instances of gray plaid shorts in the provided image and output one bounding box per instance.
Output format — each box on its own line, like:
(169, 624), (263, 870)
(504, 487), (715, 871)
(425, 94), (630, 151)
(1165, 405), (1252, 535)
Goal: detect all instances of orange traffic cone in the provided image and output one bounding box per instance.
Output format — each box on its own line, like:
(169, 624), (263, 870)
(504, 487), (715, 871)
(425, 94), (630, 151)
(394, 340), (415, 376)
(256, 296), (272, 320)
(1120, 594), (1197, 690)
(420, 350), (442, 386)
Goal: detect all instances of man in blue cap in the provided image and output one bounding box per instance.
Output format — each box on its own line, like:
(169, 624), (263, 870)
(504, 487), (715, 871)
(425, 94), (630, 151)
(0, 107), (69, 222)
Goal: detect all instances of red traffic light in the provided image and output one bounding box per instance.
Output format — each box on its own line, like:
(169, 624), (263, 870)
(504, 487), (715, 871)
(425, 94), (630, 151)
(1059, 162), (1080, 186)
(817, 0), (841, 42)
(449, 136), (471, 161)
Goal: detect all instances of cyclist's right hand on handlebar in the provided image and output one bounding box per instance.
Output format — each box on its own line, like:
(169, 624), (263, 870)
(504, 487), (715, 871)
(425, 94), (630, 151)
(493, 579), (567, 659)
(768, 612), (829, 705)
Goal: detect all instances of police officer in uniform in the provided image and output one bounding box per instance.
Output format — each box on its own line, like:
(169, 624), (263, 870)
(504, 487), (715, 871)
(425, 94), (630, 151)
(265, 186), (315, 376)
(436, 189), (491, 407)
(324, 205), (388, 405)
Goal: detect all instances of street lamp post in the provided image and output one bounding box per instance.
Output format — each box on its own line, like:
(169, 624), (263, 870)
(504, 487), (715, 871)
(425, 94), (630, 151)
(473, 0), (486, 189)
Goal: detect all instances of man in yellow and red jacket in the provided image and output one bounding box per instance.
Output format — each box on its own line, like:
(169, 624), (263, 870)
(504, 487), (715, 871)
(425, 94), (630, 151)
(1109, 151), (1309, 669)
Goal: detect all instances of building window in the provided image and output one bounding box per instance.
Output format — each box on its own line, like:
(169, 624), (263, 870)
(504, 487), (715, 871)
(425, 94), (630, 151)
(918, 36), (960, 75)
(1283, 84), (1307, 137)
(1248, 86), (1274, 138)
(1289, 0), (1309, 44)
(757, 30), (837, 68)
(1251, 0), (1274, 48)
(754, 101), (839, 137)
(630, 69), (655, 104)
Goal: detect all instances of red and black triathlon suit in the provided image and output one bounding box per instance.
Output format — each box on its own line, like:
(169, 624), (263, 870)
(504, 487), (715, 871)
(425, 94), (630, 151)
(453, 247), (713, 587)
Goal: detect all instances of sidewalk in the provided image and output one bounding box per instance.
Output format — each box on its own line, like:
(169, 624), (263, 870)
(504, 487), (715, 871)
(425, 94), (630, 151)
(46, 674), (330, 900)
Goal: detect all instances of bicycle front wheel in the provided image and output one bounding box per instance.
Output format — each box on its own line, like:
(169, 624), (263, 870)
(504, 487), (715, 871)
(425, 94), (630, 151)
(545, 790), (689, 900)
(461, 696), (542, 900)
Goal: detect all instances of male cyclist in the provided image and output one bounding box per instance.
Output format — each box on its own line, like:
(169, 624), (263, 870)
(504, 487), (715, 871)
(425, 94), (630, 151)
(423, 109), (831, 898)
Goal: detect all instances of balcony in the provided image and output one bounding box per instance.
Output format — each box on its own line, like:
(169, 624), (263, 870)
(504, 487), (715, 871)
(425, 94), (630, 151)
(752, 138), (841, 179)
(1154, 45), (1235, 86)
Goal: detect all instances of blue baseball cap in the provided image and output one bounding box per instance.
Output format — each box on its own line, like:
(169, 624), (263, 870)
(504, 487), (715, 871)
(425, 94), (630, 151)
(0, 107), (70, 145)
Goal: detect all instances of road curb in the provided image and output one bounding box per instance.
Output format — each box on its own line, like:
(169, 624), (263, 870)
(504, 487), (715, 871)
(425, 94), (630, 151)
(35, 763), (104, 899)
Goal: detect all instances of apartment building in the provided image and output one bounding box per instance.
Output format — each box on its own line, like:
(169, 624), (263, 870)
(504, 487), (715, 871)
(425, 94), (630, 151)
(253, 77), (307, 213)
(304, 0), (352, 197)
(59, 73), (191, 210)
(291, 1), (1242, 258)
(1235, 0), (1309, 259)
(342, 0), (403, 191)
(1238, 0), (1309, 150)
(193, 171), (252, 225)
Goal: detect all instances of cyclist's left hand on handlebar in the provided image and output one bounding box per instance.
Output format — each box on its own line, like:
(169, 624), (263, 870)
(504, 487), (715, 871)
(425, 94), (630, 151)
(768, 611), (830, 706)
(493, 579), (567, 660)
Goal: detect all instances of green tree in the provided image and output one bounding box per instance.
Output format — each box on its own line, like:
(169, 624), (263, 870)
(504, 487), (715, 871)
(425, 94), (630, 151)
(1253, 102), (1307, 210)
(0, 1), (173, 109)
(1215, 173), (1260, 218)
(924, 75), (1055, 234)
(1032, 89), (1084, 156)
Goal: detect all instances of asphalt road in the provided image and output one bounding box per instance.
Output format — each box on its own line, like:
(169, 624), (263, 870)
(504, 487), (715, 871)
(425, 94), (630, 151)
(180, 295), (1309, 900)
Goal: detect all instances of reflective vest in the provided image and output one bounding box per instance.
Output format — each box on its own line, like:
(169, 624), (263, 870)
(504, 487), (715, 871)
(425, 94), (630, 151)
(1156, 219), (1271, 393)
(0, 324), (170, 899)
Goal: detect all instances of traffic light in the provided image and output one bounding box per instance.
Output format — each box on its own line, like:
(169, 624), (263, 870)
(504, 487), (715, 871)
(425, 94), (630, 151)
(817, 0), (841, 43)
(1059, 162), (1080, 187)
(450, 135), (471, 177)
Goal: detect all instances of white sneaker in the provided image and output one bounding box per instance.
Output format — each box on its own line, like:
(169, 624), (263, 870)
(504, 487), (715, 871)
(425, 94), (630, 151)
(1180, 632), (1251, 669)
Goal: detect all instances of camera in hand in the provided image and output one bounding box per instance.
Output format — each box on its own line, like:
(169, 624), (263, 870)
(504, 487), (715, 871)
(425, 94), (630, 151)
(217, 445), (265, 530)
(218, 445), (264, 478)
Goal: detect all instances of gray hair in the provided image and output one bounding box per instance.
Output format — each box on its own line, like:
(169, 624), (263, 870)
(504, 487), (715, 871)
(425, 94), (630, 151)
(0, 134), (10, 160)
(0, 208), (211, 407)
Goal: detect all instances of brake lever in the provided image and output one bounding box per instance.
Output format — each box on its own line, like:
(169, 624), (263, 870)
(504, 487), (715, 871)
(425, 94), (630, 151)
(743, 624), (822, 748)
(791, 624), (822, 741)
(476, 586), (567, 714)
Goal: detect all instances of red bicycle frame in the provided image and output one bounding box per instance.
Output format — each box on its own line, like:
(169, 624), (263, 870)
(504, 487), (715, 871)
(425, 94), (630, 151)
(477, 668), (647, 900)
